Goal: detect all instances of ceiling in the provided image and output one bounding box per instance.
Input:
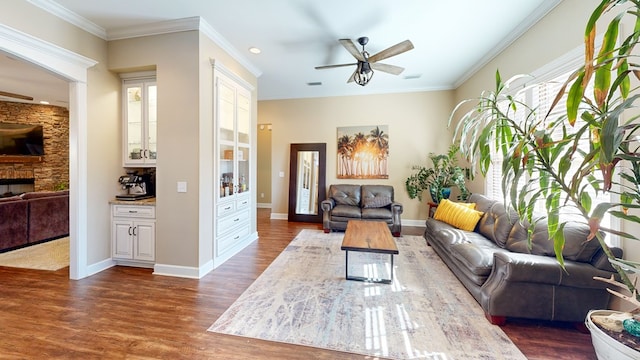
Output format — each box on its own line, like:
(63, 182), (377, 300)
(0, 0), (562, 107)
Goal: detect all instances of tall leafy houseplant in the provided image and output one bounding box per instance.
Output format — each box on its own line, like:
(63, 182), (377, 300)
(405, 144), (470, 204)
(450, 0), (640, 306)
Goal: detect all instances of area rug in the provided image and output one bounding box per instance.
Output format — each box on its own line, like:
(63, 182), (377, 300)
(208, 230), (526, 359)
(0, 237), (69, 271)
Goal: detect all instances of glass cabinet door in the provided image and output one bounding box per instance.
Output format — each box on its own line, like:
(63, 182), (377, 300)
(216, 76), (251, 199)
(146, 83), (157, 160)
(236, 91), (250, 194)
(125, 84), (143, 162)
(123, 76), (157, 166)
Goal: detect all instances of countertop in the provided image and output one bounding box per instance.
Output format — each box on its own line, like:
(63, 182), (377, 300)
(109, 197), (156, 206)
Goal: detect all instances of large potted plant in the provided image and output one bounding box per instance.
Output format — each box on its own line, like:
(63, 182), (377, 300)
(449, 1), (640, 357)
(405, 144), (470, 204)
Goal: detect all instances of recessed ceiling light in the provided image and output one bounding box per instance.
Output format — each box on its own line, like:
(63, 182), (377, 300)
(39, 101), (49, 105)
(248, 47), (261, 54)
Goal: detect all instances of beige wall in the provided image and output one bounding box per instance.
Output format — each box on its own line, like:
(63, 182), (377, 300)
(256, 124), (272, 205)
(108, 30), (258, 270)
(258, 90), (455, 222)
(0, 1), (121, 266)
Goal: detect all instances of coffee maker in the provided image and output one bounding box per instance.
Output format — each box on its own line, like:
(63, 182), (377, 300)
(116, 171), (155, 200)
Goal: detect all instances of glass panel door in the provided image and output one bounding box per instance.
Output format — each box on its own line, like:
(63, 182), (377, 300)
(146, 83), (157, 160)
(125, 84), (143, 162)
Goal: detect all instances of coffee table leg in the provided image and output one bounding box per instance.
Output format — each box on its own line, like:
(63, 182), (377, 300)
(345, 250), (349, 279)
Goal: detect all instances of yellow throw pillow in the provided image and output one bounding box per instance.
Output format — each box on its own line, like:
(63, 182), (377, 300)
(433, 199), (484, 231)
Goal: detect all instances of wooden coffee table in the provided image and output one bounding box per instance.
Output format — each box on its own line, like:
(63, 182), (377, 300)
(341, 220), (399, 284)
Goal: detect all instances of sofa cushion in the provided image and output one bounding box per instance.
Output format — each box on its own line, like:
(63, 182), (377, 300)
(471, 194), (518, 247)
(329, 185), (361, 206)
(331, 204), (362, 218)
(433, 199), (484, 231)
(20, 190), (68, 200)
(362, 207), (392, 220)
(363, 195), (392, 208)
(361, 185), (394, 208)
(0, 195), (22, 202)
(507, 220), (601, 262)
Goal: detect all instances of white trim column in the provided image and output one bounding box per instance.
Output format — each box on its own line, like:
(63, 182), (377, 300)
(0, 23), (97, 280)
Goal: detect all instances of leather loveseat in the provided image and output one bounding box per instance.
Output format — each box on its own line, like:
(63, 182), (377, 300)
(424, 193), (622, 325)
(0, 190), (69, 253)
(321, 184), (403, 236)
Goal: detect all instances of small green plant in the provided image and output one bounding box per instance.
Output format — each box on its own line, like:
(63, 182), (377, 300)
(53, 182), (68, 191)
(405, 144), (470, 204)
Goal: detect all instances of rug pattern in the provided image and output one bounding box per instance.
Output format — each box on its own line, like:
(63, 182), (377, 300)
(209, 230), (526, 359)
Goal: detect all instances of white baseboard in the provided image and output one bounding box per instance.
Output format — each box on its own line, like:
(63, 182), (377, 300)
(257, 202), (271, 208)
(85, 258), (115, 277)
(270, 212), (288, 220)
(153, 263), (206, 279)
(403, 219), (427, 227)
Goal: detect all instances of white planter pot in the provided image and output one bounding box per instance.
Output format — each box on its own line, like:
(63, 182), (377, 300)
(586, 310), (640, 360)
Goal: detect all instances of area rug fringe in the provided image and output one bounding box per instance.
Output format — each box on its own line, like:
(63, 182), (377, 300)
(208, 229), (525, 359)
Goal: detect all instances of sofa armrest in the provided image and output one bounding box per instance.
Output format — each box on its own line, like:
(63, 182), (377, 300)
(391, 201), (403, 214)
(590, 247), (623, 271)
(487, 252), (615, 288)
(321, 198), (335, 212)
(321, 198), (335, 233)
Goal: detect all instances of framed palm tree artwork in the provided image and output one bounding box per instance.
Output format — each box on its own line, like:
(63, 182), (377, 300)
(336, 125), (389, 179)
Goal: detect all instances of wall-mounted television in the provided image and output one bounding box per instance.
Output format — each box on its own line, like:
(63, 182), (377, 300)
(0, 122), (44, 156)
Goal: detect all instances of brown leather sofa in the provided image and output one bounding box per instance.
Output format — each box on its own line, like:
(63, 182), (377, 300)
(321, 184), (403, 236)
(424, 193), (622, 325)
(0, 190), (69, 252)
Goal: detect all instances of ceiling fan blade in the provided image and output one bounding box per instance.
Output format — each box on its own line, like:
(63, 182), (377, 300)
(368, 40), (414, 63)
(0, 90), (33, 101)
(347, 69), (357, 83)
(371, 62), (405, 75)
(339, 39), (365, 61)
(315, 63), (357, 70)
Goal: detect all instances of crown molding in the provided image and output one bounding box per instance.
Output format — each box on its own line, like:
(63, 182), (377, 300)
(109, 16), (261, 78)
(27, 0), (107, 40)
(106, 16), (199, 41)
(199, 18), (262, 78)
(453, 0), (563, 88)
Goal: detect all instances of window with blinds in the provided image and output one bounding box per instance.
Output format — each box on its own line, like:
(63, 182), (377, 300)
(484, 70), (615, 241)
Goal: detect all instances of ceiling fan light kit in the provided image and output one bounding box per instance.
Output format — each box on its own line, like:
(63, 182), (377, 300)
(315, 36), (414, 87)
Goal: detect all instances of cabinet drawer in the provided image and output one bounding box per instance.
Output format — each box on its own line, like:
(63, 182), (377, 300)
(236, 196), (250, 210)
(217, 209), (250, 236)
(217, 201), (235, 217)
(217, 225), (250, 256)
(112, 205), (155, 218)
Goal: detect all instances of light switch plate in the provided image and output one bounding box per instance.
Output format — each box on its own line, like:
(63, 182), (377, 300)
(279, 171), (285, 178)
(177, 181), (187, 193)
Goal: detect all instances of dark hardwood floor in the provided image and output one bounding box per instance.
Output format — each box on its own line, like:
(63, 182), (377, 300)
(0, 208), (596, 359)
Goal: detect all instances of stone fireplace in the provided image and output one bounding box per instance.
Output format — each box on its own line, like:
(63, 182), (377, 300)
(0, 101), (69, 192)
(0, 178), (35, 197)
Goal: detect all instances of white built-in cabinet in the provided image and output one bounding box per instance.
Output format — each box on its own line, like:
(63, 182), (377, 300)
(111, 203), (156, 267)
(121, 72), (157, 167)
(212, 60), (256, 268)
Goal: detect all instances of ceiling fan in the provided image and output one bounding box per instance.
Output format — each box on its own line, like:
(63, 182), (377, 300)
(315, 37), (414, 86)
